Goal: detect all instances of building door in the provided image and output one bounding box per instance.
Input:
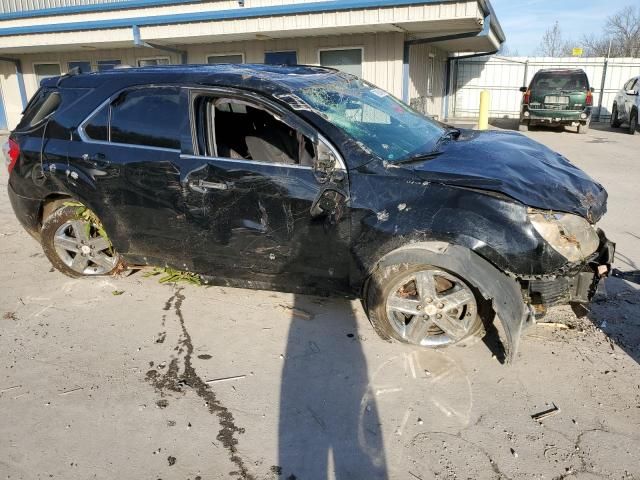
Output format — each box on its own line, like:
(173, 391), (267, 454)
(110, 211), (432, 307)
(0, 86), (7, 131)
(265, 51), (298, 66)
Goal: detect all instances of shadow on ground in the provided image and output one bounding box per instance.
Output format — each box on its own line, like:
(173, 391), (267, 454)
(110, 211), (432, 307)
(277, 296), (388, 479)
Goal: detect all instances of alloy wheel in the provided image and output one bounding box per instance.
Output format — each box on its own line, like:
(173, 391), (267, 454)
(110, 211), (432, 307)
(385, 269), (478, 347)
(53, 219), (117, 275)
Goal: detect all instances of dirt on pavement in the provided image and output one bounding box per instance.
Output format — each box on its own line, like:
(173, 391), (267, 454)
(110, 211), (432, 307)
(1, 125), (639, 479)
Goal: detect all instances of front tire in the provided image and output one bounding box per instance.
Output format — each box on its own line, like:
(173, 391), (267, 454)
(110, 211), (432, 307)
(41, 205), (122, 278)
(365, 263), (487, 348)
(628, 110), (638, 135)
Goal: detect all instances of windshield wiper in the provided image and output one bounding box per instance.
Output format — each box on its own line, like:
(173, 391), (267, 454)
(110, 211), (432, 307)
(392, 150), (444, 165)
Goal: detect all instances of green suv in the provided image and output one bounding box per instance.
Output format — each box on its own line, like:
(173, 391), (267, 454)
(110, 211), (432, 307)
(519, 69), (594, 134)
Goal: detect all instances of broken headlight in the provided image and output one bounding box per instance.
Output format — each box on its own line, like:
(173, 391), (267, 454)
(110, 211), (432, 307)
(528, 209), (600, 262)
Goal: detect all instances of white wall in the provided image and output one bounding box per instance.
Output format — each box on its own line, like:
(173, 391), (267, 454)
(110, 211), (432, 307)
(453, 56), (640, 119)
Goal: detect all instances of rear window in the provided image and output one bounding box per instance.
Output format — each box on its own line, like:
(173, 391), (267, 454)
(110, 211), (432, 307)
(532, 72), (589, 92)
(17, 88), (61, 129)
(82, 87), (186, 150)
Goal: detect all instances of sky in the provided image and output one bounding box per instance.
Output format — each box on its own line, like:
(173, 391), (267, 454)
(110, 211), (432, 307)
(491, 0), (638, 55)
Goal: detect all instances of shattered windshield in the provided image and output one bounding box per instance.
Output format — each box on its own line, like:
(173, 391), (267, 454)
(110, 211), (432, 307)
(297, 77), (445, 162)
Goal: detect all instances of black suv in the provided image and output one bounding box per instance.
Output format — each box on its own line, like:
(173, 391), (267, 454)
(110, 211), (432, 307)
(5, 65), (614, 361)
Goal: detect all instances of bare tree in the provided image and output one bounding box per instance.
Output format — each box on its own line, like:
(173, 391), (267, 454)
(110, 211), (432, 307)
(579, 6), (640, 57)
(605, 6), (640, 57)
(537, 22), (572, 57)
(498, 43), (520, 57)
(581, 34), (614, 57)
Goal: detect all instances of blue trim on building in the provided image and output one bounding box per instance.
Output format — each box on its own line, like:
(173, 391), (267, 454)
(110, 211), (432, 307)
(0, 0), (504, 42)
(0, 0), (200, 21)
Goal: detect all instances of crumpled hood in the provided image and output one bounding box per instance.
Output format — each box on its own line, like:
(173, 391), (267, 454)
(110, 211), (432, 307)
(402, 129), (607, 222)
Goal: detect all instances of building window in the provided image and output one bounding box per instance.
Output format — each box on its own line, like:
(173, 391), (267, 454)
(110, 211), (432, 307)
(34, 63), (61, 84)
(97, 60), (121, 72)
(137, 57), (170, 67)
(264, 51), (297, 65)
(207, 54), (244, 64)
(319, 48), (363, 77)
(68, 61), (92, 73)
(426, 53), (436, 97)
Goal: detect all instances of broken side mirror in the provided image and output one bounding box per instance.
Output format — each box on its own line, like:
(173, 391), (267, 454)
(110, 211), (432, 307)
(310, 188), (347, 224)
(314, 142), (337, 184)
(626, 89), (639, 96)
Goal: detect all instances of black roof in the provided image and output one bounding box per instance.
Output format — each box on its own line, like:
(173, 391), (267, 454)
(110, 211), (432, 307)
(43, 63), (348, 95)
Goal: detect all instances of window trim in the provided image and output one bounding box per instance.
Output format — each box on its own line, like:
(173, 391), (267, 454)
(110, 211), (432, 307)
(264, 50), (298, 65)
(186, 86), (346, 171)
(317, 46), (364, 75)
(96, 59), (122, 72)
(136, 56), (171, 67)
(77, 85), (183, 153)
(67, 60), (92, 73)
(206, 52), (245, 64)
(33, 62), (62, 85)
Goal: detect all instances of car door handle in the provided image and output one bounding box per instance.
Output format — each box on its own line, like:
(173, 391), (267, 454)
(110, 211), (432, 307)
(189, 179), (233, 191)
(81, 153), (109, 166)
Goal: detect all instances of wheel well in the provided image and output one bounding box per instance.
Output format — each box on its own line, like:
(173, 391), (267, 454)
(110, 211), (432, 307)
(40, 194), (74, 228)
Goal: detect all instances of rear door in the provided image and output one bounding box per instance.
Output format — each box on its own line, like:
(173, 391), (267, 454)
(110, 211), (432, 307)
(68, 86), (192, 267)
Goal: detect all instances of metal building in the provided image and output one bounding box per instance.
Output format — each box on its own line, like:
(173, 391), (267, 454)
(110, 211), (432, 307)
(0, 0), (504, 131)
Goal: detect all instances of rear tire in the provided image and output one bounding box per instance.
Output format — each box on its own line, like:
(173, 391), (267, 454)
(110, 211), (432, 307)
(365, 262), (491, 348)
(41, 205), (122, 278)
(628, 110), (638, 135)
(611, 104), (622, 128)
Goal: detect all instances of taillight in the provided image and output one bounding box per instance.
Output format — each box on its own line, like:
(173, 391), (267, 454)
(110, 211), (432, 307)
(2, 138), (20, 174)
(586, 91), (593, 107)
(523, 90), (531, 105)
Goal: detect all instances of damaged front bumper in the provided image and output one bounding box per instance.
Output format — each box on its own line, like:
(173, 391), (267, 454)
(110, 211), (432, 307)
(521, 229), (615, 316)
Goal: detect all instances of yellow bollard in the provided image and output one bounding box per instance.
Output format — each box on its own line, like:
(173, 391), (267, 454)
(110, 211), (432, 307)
(478, 90), (490, 130)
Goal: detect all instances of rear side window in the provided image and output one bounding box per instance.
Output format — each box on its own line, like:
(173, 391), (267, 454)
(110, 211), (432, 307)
(82, 87), (186, 150)
(532, 72), (589, 91)
(18, 89), (61, 129)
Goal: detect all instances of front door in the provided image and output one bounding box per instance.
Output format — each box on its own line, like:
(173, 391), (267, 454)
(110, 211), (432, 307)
(180, 91), (351, 294)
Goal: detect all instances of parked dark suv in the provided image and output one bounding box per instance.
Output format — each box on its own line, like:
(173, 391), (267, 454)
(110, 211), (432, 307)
(5, 64), (614, 361)
(519, 68), (594, 134)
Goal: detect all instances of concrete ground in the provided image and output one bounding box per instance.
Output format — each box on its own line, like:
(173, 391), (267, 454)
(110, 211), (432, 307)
(1, 124), (639, 480)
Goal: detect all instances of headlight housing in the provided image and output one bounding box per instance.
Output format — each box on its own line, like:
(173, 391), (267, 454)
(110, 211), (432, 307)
(529, 209), (600, 262)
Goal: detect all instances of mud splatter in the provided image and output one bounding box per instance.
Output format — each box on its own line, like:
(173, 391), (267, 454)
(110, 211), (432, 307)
(146, 289), (255, 479)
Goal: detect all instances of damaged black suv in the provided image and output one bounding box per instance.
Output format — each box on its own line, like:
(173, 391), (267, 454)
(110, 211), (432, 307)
(5, 64), (614, 360)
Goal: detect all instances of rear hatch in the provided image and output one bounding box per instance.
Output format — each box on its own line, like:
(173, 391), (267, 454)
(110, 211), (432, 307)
(529, 71), (590, 111)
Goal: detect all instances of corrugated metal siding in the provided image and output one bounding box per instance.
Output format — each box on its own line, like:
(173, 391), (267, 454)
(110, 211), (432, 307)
(1, 32), (406, 128)
(408, 43), (447, 119)
(453, 56), (640, 120)
(0, 0), (129, 14)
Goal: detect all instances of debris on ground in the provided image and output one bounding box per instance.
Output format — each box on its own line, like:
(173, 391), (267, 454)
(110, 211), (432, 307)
(278, 304), (314, 320)
(537, 322), (571, 329)
(3, 311), (18, 321)
(167, 456), (176, 466)
(205, 375), (246, 384)
(531, 403), (560, 422)
(144, 267), (202, 286)
(111, 290), (125, 296)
